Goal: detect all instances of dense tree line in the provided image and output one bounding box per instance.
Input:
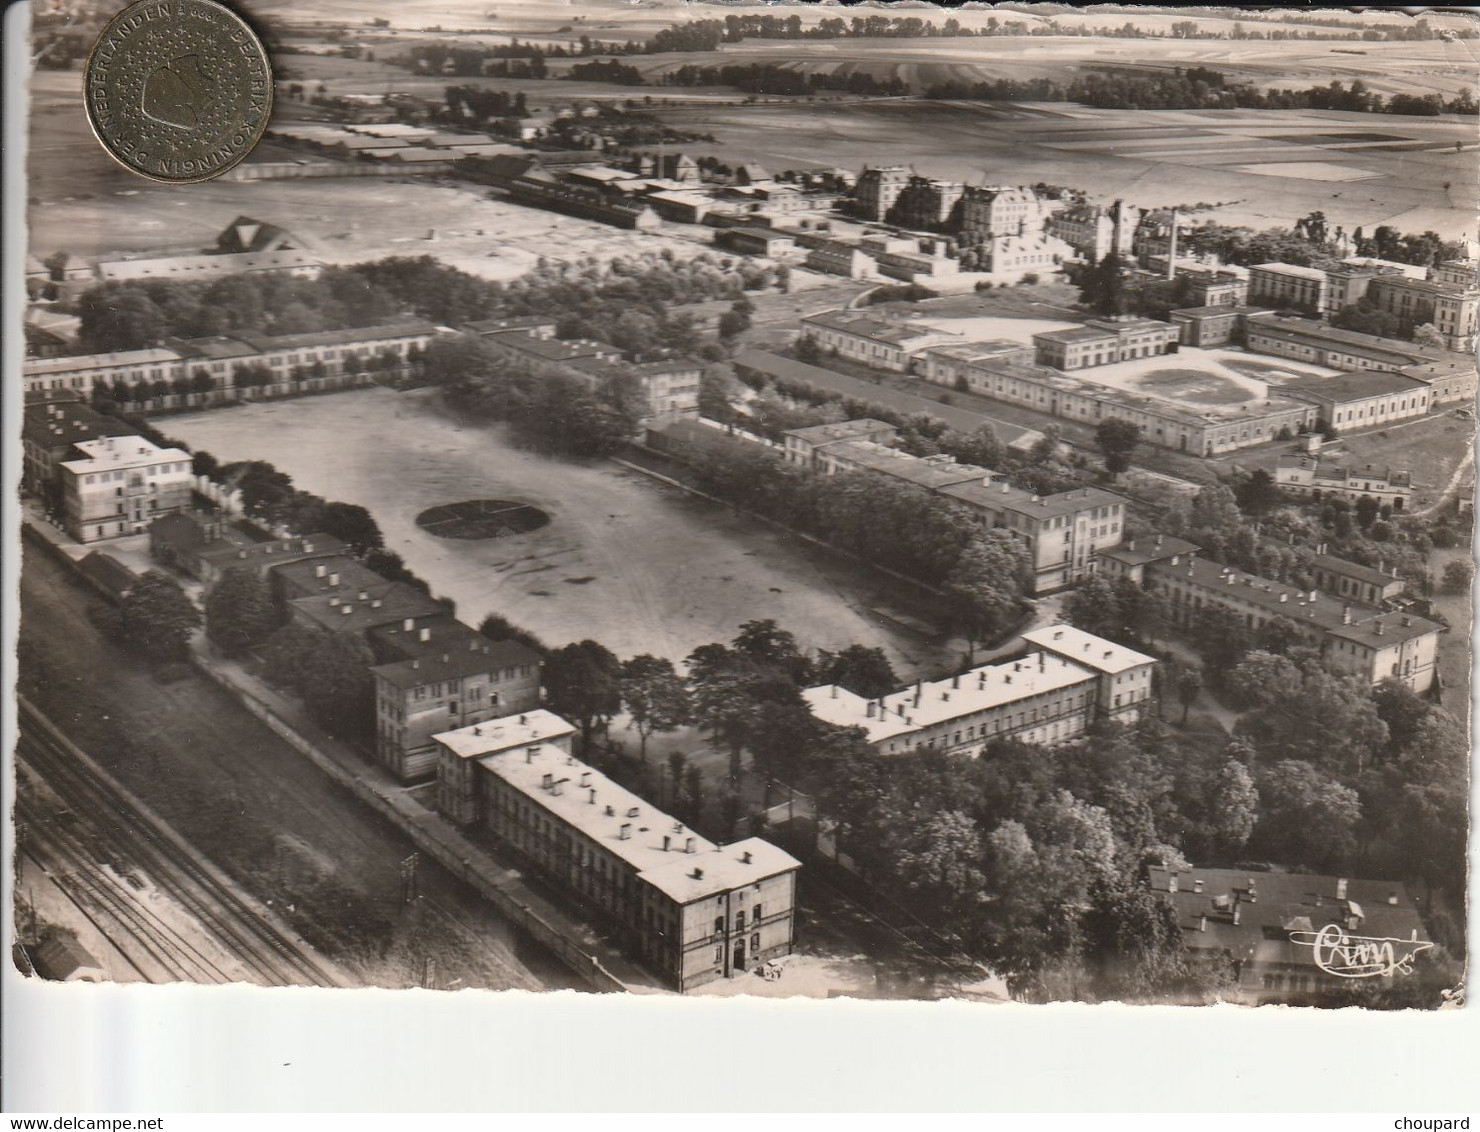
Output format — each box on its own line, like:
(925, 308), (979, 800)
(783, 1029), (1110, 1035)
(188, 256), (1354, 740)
(73, 252), (775, 356)
(643, 13), (1465, 47)
(925, 72), (1477, 116)
(659, 63), (908, 98)
(430, 334), (639, 458)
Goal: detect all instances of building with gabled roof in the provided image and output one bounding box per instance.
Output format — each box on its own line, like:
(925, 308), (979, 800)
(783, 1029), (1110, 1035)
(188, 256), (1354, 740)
(433, 712), (800, 991)
(1123, 537), (1443, 693)
(1275, 455), (1413, 510)
(1148, 865), (1430, 1005)
(1281, 371), (1432, 434)
(214, 216), (304, 254)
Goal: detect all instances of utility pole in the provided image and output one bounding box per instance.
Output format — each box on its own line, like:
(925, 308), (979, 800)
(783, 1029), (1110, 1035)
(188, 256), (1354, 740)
(401, 852), (419, 904)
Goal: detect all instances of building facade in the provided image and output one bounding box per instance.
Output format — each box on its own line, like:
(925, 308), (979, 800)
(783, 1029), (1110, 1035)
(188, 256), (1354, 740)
(1275, 455), (1413, 510)
(888, 175), (964, 230)
(803, 624), (1155, 756)
(433, 712), (801, 992)
(1283, 372), (1432, 434)
(58, 435), (194, 543)
(1248, 263), (1329, 313)
(1118, 540), (1444, 693)
(853, 165), (910, 222)
(372, 626), (541, 781)
(1148, 865), (1430, 1005)
(1032, 318), (1180, 370)
(959, 186), (1040, 239)
(1365, 275), (1479, 351)
(800, 310), (959, 373)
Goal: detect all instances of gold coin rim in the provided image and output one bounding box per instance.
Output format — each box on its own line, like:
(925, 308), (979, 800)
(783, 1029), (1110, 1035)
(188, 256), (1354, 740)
(83, 0), (274, 185)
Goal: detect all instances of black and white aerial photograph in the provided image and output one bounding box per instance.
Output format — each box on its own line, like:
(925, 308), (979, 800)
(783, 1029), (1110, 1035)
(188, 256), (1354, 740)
(10, 0), (1478, 1025)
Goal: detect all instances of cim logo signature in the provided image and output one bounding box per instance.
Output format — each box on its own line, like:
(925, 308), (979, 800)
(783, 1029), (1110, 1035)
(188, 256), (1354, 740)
(1289, 923), (1434, 979)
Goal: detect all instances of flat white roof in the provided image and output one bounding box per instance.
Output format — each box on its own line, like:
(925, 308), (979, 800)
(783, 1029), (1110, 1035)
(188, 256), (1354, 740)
(455, 722), (799, 903)
(60, 435), (190, 473)
(433, 710), (575, 760)
(1251, 262), (1328, 282)
(1021, 625), (1156, 675)
(23, 347), (182, 374)
(804, 650), (1099, 746)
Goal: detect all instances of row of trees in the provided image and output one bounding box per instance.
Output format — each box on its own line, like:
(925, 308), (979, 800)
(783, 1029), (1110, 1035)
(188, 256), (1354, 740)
(75, 252), (779, 357)
(923, 73), (1477, 116)
(645, 13), (1464, 48)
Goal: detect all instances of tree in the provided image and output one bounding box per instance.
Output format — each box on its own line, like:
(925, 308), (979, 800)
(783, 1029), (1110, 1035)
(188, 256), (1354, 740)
(1174, 663), (1203, 725)
(77, 285), (168, 352)
(1235, 469), (1281, 518)
(190, 450), (219, 480)
(321, 501), (384, 555)
(223, 461), (294, 519)
(262, 624), (376, 743)
(731, 618), (810, 684)
(477, 612), (547, 655)
(1251, 759), (1360, 871)
(945, 531), (1031, 654)
(893, 809), (988, 932)
(118, 570), (201, 663)
(813, 644), (898, 699)
(619, 654), (691, 762)
(204, 567), (279, 658)
(1078, 252), (1129, 315)
(1354, 495), (1380, 530)
(1206, 759), (1257, 860)
(1441, 558), (1472, 593)
(1094, 418), (1140, 478)
(544, 640), (622, 752)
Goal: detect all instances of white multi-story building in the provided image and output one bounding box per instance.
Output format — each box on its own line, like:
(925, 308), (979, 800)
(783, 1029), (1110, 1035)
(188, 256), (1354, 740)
(803, 624), (1156, 756)
(59, 434), (194, 543)
(433, 711), (801, 992)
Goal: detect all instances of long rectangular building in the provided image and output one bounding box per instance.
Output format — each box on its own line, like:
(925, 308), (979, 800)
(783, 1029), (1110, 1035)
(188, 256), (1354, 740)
(803, 624), (1155, 756)
(1099, 539), (1443, 693)
(433, 712), (801, 993)
(800, 310), (960, 373)
(916, 345), (1314, 457)
(21, 321), (437, 400)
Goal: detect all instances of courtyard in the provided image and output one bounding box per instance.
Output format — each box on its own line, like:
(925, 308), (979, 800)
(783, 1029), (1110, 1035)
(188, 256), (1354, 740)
(164, 387), (954, 679)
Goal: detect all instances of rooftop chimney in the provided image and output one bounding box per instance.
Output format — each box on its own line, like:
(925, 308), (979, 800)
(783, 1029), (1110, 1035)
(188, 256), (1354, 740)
(741, 851), (753, 864)
(329, 572), (340, 587)
(619, 823), (631, 840)
(316, 563), (327, 578)
(541, 772), (553, 789)
(588, 788), (597, 804)
(358, 591), (369, 602)
(1342, 604), (1352, 625)
(420, 627), (431, 642)
(663, 835), (671, 851)
(1336, 877), (1348, 900)
(525, 744), (538, 763)
(1375, 620), (1384, 637)
(341, 604), (353, 616)
(691, 867), (704, 879)
(685, 837), (696, 854)
(627, 806), (640, 819)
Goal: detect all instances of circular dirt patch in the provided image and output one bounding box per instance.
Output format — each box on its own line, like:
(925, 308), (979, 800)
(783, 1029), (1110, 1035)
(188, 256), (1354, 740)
(1133, 369), (1251, 407)
(416, 499), (551, 540)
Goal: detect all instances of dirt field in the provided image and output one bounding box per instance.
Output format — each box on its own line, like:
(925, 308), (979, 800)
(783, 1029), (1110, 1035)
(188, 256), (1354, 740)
(642, 98), (1475, 239)
(164, 387), (953, 678)
(1222, 409), (1475, 500)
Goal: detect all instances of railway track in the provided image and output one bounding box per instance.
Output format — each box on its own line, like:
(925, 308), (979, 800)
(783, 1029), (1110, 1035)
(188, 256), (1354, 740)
(16, 696), (341, 988)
